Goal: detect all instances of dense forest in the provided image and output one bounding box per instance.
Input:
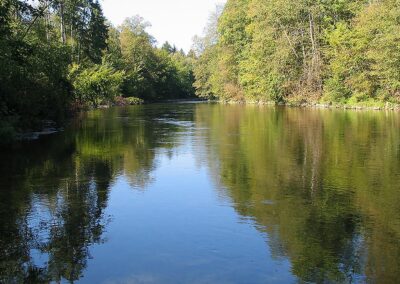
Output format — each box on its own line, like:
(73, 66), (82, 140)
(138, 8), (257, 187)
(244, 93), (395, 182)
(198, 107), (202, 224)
(193, 0), (400, 106)
(0, 0), (195, 142)
(2, 0), (400, 142)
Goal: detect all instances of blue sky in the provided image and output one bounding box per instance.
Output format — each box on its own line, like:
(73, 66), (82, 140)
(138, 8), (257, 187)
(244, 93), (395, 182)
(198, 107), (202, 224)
(101, 0), (226, 52)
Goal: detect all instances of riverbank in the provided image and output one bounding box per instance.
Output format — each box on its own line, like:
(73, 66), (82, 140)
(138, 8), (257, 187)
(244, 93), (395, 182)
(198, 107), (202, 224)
(3, 97), (398, 145)
(218, 99), (400, 111)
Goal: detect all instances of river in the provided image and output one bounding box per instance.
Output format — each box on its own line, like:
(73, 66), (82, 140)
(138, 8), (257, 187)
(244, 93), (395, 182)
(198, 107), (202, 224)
(1, 102), (399, 283)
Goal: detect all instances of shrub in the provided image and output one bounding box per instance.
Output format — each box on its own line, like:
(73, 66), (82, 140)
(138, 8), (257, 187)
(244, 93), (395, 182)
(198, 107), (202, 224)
(114, 96), (144, 106)
(69, 63), (125, 108)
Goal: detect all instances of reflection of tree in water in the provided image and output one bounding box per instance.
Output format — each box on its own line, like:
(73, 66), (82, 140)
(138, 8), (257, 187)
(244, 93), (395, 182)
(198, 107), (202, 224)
(43, 163), (112, 282)
(196, 104), (400, 283)
(0, 135), (115, 282)
(0, 105), (192, 282)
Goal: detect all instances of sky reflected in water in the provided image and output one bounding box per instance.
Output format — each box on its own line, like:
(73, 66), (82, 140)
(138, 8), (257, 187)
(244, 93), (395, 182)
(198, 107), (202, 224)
(1, 103), (399, 283)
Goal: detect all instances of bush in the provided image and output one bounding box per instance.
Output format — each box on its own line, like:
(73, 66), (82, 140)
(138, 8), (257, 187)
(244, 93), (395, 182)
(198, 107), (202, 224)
(69, 63), (125, 108)
(114, 96), (144, 106)
(126, 97), (144, 105)
(322, 76), (351, 103)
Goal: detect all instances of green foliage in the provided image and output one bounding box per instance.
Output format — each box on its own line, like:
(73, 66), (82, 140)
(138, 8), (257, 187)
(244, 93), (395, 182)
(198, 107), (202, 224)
(0, 2), (196, 142)
(193, 47), (218, 99)
(116, 16), (195, 101)
(69, 62), (125, 108)
(194, 0), (400, 105)
(125, 97), (144, 105)
(161, 41), (177, 54)
(324, 1), (400, 103)
(0, 0), (110, 136)
(0, 36), (72, 129)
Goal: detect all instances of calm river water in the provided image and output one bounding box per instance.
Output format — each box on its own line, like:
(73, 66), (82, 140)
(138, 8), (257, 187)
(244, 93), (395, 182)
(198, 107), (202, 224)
(1, 103), (400, 283)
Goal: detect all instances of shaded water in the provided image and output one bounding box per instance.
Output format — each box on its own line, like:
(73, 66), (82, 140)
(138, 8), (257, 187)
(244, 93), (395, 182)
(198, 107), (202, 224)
(1, 103), (400, 283)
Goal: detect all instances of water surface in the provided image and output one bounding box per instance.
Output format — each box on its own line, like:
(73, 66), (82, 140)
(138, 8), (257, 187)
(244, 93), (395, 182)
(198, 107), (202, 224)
(1, 103), (400, 283)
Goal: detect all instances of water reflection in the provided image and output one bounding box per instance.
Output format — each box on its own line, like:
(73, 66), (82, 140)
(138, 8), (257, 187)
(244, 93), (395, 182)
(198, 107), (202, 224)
(195, 104), (400, 283)
(0, 103), (399, 283)
(0, 105), (194, 282)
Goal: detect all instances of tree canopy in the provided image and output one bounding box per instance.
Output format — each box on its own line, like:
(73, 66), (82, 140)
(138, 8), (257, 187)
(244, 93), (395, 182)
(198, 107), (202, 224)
(0, 1), (196, 142)
(193, 0), (400, 106)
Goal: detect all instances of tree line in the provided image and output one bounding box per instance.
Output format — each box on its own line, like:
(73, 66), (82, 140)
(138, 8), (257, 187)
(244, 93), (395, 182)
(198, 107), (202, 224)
(193, 0), (400, 106)
(0, 0), (196, 142)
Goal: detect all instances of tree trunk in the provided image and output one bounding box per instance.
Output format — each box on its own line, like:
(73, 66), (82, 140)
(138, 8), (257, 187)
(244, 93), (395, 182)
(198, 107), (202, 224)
(308, 11), (321, 89)
(60, 1), (66, 44)
(45, 1), (50, 41)
(309, 12), (316, 56)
